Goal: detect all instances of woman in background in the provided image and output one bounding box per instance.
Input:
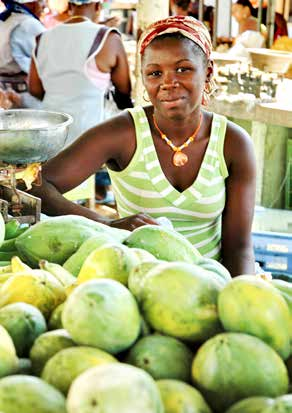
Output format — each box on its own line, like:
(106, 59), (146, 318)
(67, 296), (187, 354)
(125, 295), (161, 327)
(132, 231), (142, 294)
(29, 0), (132, 204)
(0, 0), (44, 107)
(230, 0), (265, 56)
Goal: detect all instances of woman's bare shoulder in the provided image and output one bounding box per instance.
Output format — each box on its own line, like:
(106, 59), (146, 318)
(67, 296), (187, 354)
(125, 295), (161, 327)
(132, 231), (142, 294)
(88, 109), (137, 168)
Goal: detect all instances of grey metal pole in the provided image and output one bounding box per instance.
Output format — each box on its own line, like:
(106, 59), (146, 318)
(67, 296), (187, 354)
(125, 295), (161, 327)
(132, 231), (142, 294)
(213, 0), (219, 48)
(198, 0), (204, 22)
(266, 0), (275, 48)
(257, 0), (263, 32)
(229, 0), (233, 37)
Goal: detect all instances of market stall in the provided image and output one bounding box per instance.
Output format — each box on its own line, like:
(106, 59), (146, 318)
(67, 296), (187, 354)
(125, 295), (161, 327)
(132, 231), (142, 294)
(1, 1), (292, 412)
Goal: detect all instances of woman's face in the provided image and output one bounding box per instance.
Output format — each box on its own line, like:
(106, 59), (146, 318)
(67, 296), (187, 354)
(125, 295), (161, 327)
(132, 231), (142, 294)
(142, 37), (207, 120)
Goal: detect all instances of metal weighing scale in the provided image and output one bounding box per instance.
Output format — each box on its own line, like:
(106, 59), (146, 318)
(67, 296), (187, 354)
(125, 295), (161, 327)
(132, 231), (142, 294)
(0, 109), (72, 224)
(252, 207), (292, 277)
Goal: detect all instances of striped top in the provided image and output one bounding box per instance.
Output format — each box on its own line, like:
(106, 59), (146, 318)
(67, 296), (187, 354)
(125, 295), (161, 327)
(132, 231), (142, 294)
(108, 106), (229, 260)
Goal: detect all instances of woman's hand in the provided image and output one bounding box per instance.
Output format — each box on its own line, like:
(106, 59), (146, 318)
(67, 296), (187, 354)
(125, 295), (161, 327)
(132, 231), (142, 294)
(6, 90), (22, 108)
(109, 213), (159, 231)
(0, 89), (13, 109)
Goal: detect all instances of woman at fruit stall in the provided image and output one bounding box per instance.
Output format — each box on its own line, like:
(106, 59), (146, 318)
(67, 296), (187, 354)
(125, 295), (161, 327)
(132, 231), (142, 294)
(31, 15), (256, 277)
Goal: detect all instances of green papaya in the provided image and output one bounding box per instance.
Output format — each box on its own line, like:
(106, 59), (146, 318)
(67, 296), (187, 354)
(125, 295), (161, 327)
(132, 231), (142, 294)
(63, 233), (117, 276)
(0, 213), (5, 249)
(192, 332), (289, 412)
(157, 379), (212, 413)
(4, 219), (20, 240)
(226, 395), (292, 413)
(0, 238), (17, 252)
(15, 215), (128, 267)
(124, 225), (201, 264)
(218, 276), (291, 359)
(0, 251), (18, 261)
(199, 257), (232, 284)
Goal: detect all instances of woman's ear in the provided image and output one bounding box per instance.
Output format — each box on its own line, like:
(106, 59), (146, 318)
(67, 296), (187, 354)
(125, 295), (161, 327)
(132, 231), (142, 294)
(206, 64), (213, 82)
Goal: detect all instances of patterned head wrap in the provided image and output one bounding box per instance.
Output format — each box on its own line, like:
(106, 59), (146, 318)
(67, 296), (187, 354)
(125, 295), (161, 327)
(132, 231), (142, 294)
(139, 15), (216, 105)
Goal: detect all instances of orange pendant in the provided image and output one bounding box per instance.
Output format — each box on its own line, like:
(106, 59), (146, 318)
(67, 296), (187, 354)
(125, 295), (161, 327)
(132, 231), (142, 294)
(173, 151), (188, 167)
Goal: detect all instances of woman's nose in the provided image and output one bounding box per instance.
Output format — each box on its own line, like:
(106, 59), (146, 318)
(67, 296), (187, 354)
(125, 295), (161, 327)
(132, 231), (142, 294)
(160, 72), (179, 90)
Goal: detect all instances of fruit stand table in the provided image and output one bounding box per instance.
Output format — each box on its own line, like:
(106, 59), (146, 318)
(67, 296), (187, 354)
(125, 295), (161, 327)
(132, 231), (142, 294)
(207, 94), (292, 209)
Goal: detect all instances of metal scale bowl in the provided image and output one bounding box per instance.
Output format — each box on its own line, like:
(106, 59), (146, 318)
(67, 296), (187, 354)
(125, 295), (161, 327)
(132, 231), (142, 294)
(0, 109), (72, 224)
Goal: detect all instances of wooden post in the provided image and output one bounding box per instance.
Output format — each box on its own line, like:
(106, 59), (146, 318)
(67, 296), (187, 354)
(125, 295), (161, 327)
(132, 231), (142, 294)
(134, 0), (169, 106)
(266, 0), (276, 48)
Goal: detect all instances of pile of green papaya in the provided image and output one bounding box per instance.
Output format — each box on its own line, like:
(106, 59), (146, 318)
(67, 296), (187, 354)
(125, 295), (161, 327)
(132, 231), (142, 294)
(0, 213), (292, 413)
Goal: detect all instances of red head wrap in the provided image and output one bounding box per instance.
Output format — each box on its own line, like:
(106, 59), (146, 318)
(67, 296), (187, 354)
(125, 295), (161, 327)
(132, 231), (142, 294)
(138, 16), (216, 105)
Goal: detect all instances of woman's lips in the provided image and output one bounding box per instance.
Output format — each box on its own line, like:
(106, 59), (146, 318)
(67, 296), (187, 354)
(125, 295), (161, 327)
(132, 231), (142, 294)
(160, 97), (185, 108)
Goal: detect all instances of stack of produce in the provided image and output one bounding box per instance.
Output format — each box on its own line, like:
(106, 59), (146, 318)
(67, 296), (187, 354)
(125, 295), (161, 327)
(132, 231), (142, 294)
(0, 213), (291, 413)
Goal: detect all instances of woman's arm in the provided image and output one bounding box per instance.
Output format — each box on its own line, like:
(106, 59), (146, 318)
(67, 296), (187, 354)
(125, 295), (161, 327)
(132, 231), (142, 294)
(30, 112), (157, 230)
(28, 56), (45, 100)
(95, 32), (133, 108)
(221, 122), (256, 277)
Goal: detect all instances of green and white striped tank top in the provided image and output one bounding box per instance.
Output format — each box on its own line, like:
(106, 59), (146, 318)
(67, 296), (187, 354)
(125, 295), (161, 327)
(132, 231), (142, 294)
(108, 106), (229, 260)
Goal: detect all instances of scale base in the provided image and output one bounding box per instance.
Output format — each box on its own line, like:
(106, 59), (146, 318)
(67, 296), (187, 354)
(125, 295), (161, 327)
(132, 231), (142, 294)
(0, 184), (41, 224)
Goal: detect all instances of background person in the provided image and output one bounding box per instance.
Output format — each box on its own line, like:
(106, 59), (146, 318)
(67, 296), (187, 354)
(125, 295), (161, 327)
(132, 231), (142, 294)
(230, 0), (265, 56)
(31, 16), (256, 277)
(29, 0), (132, 203)
(0, 0), (44, 107)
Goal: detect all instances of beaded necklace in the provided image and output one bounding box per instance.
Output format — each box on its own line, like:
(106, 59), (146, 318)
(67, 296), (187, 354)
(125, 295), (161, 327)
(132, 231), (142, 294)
(152, 112), (203, 167)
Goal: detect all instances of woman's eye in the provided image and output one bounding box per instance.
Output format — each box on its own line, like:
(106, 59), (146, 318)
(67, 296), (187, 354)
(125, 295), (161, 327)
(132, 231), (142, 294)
(147, 71), (161, 77)
(177, 67), (191, 73)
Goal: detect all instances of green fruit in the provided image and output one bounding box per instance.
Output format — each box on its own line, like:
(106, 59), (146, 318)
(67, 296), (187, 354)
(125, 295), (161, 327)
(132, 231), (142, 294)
(157, 379), (212, 413)
(0, 375), (66, 413)
(128, 261), (163, 301)
(124, 225), (201, 263)
(0, 270), (66, 319)
(0, 213), (5, 249)
(30, 329), (75, 376)
(140, 262), (222, 342)
(0, 238), (17, 252)
(192, 332), (289, 412)
(226, 395), (292, 413)
(218, 275), (291, 359)
(4, 219), (20, 240)
(271, 279), (292, 316)
(67, 363), (164, 413)
(63, 233), (117, 276)
(0, 303), (47, 357)
(0, 261), (11, 268)
(62, 279), (141, 354)
(126, 334), (193, 382)
(42, 346), (117, 395)
(199, 257), (232, 284)
(48, 303), (64, 330)
(225, 397), (274, 413)
(0, 325), (18, 378)
(0, 251), (18, 260)
(15, 215), (127, 267)
(39, 260), (76, 287)
(78, 243), (139, 285)
(130, 248), (157, 263)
